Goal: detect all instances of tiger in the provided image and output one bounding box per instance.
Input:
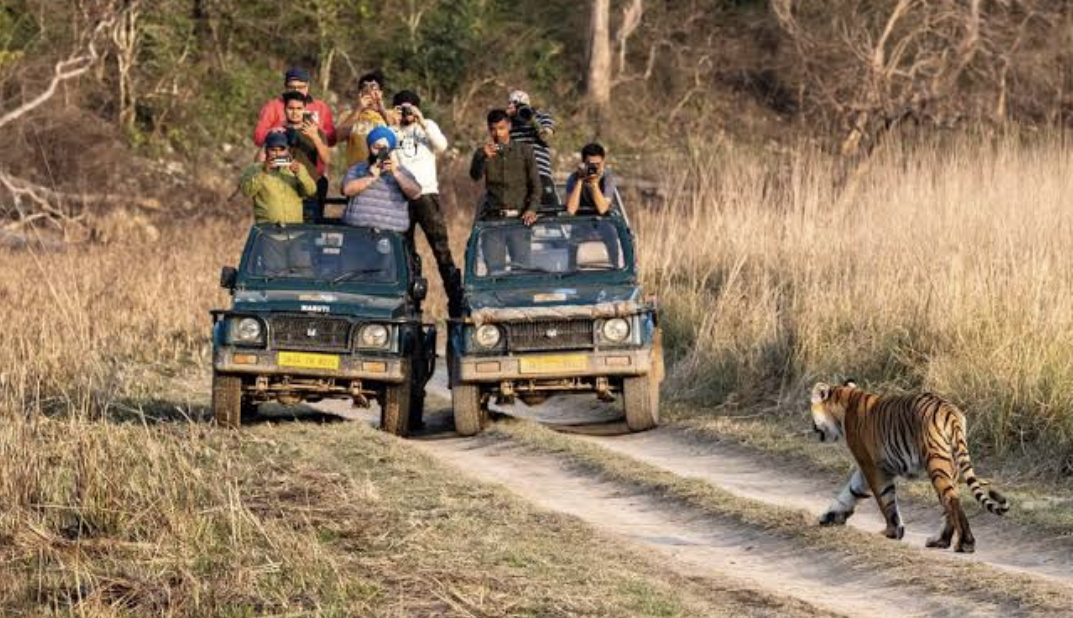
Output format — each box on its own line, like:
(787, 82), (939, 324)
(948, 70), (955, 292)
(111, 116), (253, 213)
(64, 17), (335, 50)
(810, 380), (1009, 553)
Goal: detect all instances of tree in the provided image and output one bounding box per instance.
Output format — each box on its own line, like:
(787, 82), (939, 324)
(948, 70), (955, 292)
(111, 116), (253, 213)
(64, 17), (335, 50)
(587, 0), (612, 111)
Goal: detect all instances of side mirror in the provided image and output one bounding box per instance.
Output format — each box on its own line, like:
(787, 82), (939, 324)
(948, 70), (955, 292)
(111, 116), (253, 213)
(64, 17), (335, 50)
(410, 277), (428, 302)
(220, 266), (237, 291)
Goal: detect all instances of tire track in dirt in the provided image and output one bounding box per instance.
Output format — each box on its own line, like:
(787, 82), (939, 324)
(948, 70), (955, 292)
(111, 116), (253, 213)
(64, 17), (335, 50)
(573, 427), (1073, 586)
(412, 433), (1015, 618)
(418, 366), (1073, 589)
(307, 365), (1070, 615)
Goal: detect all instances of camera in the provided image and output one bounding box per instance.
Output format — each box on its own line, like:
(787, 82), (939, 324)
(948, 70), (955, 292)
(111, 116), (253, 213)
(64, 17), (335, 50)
(375, 148), (392, 165)
(586, 163), (599, 177)
(516, 104), (535, 122)
(302, 112), (314, 123)
(270, 156), (292, 168)
(398, 103), (415, 119)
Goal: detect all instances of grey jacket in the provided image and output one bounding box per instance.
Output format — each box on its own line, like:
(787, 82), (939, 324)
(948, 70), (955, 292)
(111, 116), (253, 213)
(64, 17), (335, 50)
(341, 162), (414, 232)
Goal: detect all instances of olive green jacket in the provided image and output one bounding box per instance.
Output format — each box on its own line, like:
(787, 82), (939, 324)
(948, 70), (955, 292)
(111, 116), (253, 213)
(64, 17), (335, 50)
(469, 141), (539, 216)
(239, 163), (317, 224)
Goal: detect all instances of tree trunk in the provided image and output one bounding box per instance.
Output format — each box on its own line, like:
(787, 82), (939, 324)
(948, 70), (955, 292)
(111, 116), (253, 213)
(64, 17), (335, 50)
(587, 0), (612, 111)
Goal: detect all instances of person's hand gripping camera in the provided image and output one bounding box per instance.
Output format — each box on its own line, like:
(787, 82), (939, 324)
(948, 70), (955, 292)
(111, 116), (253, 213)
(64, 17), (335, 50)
(369, 147), (399, 180)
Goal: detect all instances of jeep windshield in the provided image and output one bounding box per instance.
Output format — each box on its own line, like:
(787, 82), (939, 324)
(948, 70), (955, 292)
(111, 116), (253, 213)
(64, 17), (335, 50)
(474, 218), (626, 278)
(242, 226), (399, 285)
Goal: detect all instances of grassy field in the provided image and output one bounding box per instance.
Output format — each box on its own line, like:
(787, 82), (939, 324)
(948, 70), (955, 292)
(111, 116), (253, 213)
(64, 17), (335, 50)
(2, 136), (1071, 613)
(634, 135), (1073, 479)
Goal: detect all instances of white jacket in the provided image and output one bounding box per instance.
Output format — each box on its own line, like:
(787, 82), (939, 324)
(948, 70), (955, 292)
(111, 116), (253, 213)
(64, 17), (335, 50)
(394, 119), (448, 196)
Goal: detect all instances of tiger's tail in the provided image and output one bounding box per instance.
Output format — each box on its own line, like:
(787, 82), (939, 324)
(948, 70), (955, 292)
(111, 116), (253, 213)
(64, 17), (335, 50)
(952, 414), (1010, 516)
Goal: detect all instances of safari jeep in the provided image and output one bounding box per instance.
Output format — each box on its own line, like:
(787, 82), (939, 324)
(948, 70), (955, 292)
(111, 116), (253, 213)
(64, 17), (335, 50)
(447, 208), (663, 436)
(212, 222), (435, 436)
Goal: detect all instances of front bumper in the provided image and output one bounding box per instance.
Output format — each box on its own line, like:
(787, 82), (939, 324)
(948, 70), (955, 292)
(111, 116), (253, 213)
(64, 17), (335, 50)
(456, 348), (653, 383)
(214, 347), (406, 383)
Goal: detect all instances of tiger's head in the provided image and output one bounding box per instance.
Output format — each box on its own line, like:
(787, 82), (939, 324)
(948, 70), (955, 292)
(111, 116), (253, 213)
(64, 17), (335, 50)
(810, 380), (858, 443)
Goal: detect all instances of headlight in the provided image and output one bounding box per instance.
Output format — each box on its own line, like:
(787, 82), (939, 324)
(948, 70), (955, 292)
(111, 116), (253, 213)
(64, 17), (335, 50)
(601, 318), (630, 343)
(234, 317), (263, 343)
(474, 324), (502, 349)
(358, 324), (390, 349)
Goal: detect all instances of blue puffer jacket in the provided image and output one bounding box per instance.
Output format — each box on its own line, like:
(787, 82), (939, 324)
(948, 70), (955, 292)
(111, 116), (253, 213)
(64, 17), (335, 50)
(341, 162), (413, 231)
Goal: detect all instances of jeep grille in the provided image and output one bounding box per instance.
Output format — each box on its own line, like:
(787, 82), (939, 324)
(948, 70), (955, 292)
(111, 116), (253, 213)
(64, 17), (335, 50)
(507, 320), (594, 352)
(270, 316), (351, 352)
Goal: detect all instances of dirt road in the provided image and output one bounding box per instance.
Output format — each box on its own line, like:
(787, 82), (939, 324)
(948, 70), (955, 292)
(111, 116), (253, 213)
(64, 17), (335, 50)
(309, 364), (1073, 617)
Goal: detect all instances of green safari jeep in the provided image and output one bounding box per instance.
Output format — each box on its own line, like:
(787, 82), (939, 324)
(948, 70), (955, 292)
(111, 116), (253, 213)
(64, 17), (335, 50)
(212, 223), (435, 436)
(447, 210), (664, 435)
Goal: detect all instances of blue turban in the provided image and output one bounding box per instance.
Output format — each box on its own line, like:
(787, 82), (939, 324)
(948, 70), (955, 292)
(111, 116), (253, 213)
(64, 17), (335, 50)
(366, 125), (397, 151)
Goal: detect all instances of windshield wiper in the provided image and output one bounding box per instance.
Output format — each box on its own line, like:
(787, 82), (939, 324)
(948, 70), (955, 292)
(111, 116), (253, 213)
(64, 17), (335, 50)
(331, 268), (388, 285)
(506, 264), (560, 274)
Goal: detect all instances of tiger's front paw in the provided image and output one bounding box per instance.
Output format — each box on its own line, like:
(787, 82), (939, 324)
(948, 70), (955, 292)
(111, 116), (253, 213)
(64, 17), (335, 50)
(819, 510), (852, 526)
(883, 525), (905, 540)
(925, 535), (951, 549)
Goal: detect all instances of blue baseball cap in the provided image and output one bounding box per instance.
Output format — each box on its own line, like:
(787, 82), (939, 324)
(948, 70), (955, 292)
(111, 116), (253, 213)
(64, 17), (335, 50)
(264, 131), (289, 149)
(366, 125), (397, 150)
(284, 66), (311, 84)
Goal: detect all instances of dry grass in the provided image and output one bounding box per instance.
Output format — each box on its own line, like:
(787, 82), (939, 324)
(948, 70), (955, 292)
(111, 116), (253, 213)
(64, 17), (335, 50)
(635, 135), (1073, 478)
(0, 218), (722, 617)
(3, 134), (1072, 613)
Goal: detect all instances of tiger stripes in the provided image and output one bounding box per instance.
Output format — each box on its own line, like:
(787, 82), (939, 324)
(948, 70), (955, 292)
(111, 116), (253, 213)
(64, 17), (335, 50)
(810, 381), (1009, 553)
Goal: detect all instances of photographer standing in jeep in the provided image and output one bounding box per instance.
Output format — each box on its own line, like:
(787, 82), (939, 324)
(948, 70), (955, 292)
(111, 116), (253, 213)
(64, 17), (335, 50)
(389, 89), (465, 317)
(239, 131), (317, 224)
(565, 142), (617, 215)
(336, 70), (389, 168)
(506, 90), (558, 207)
(341, 126), (421, 232)
(279, 91), (331, 200)
(253, 66), (336, 149)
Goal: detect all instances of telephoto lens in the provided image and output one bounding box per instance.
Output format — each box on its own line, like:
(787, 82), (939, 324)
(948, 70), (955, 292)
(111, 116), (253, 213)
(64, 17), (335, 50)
(586, 163), (599, 177)
(517, 104), (535, 122)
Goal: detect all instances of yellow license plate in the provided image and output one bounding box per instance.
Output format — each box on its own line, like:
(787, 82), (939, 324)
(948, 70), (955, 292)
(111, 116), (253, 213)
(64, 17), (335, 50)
(519, 354), (588, 374)
(278, 351), (340, 370)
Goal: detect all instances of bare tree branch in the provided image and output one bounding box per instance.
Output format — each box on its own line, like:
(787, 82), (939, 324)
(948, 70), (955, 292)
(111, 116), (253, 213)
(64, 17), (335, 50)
(0, 11), (118, 130)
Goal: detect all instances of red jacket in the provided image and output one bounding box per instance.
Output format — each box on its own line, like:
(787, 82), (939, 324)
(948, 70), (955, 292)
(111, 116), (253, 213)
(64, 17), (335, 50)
(253, 97), (337, 147)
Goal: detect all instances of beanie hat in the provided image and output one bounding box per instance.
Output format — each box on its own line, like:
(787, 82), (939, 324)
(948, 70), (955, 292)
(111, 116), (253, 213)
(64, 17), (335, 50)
(366, 125), (397, 150)
(264, 131), (289, 149)
(508, 90), (530, 106)
(284, 66), (311, 84)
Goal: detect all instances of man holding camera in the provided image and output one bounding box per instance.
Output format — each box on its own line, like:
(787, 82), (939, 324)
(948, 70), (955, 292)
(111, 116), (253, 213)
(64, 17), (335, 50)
(336, 70), (389, 168)
(565, 142), (617, 215)
(279, 91), (331, 198)
(470, 109), (540, 223)
(341, 126), (421, 232)
(470, 109), (540, 273)
(253, 67), (336, 149)
(506, 90), (557, 207)
(389, 89), (464, 317)
(239, 131), (318, 224)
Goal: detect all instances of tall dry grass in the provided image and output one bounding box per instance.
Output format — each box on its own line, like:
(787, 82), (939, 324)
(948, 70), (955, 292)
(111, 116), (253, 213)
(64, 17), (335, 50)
(636, 135), (1073, 476)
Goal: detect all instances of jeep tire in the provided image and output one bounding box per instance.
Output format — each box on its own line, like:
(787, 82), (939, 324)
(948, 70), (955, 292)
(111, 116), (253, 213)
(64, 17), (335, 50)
(452, 384), (486, 436)
(381, 364), (412, 437)
(623, 373), (659, 432)
(212, 372), (242, 429)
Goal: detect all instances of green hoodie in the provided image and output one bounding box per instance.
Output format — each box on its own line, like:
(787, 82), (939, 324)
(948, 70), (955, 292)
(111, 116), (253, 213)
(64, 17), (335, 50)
(239, 163), (317, 224)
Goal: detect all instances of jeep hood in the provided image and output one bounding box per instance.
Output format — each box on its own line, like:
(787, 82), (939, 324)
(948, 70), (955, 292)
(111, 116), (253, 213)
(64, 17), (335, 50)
(232, 288), (407, 319)
(467, 283), (651, 324)
(468, 282), (640, 310)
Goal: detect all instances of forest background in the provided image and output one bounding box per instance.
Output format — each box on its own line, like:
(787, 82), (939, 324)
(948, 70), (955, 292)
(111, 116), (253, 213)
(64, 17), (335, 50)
(4, 0), (1073, 477)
